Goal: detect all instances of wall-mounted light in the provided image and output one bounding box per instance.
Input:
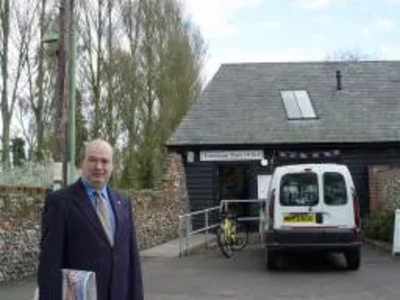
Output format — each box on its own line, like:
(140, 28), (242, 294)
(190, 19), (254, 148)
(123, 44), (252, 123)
(187, 151), (194, 163)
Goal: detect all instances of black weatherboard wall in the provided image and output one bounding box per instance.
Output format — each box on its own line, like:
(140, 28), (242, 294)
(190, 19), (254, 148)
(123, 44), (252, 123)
(181, 143), (400, 229)
(184, 160), (216, 230)
(185, 161), (215, 210)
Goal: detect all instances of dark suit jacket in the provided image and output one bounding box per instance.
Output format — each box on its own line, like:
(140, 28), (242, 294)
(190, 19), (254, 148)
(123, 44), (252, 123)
(38, 179), (144, 300)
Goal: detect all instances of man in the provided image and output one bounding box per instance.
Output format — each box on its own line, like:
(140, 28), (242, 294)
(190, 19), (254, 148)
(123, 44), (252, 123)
(37, 139), (144, 300)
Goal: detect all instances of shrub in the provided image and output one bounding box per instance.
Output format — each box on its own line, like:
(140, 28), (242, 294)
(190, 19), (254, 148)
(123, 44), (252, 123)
(0, 161), (53, 188)
(362, 210), (395, 243)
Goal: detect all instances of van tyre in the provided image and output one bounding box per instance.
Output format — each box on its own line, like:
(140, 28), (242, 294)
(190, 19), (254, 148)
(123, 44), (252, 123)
(345, 248), (361, 271)
(266, 249), (277, 270)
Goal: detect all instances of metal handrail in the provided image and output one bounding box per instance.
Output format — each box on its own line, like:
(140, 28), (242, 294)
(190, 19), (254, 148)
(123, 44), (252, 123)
(220, 199), (267, 222)
(178, 198), (269, 257)
(178, 205), (221, 257)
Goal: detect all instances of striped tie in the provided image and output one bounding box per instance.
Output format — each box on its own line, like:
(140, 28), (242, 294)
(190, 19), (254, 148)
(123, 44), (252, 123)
(95, 191), (114, 246)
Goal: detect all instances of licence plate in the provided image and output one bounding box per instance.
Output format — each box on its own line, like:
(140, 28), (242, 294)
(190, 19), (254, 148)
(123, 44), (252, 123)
(283, 213), (316, 223)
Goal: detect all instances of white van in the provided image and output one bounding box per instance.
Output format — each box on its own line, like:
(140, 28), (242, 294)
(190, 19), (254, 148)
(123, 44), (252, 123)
(261, 164), (362, 270)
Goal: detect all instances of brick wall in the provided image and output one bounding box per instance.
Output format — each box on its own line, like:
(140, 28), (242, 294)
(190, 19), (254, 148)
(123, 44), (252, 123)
(369, 165), (400, 212)
(0, 152), (188, 283)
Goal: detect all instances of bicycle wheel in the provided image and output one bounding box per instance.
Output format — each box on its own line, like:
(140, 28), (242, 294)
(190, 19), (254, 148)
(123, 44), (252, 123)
(216, 227), (233, 258)
(231, 222), (248, 251)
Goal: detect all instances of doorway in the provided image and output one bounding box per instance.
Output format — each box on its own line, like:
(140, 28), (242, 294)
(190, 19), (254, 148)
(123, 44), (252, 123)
(219, 165), (251, 218)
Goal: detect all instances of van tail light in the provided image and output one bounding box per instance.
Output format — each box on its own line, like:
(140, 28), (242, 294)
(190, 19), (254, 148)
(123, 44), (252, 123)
(353, 195), (361, 229)
(268, 197), (275, 220)
(266, 197), (275, 231)
(266, 189), (276, 231)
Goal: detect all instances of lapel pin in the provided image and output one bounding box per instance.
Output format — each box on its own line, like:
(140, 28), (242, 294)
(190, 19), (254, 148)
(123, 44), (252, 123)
(117, 201), (121, 205)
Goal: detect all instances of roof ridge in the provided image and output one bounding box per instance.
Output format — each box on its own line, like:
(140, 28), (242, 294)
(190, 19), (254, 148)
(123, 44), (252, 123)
(220, 60), (400, 67)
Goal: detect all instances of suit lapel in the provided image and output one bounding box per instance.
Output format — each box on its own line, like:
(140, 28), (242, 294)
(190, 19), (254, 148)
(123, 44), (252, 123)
(70, 180), (111, 245)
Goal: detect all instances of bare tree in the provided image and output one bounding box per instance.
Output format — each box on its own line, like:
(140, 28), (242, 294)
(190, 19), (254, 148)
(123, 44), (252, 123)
(79, 0), (108, 139)
(1, 0), (40, 169)
(16, 0), (57, 160)
(326, 49), (379, 61)
(30, 0), (54, 160)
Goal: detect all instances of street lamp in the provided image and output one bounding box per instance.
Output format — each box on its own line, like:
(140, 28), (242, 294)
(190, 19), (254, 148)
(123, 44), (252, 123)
(42, 34), (59, 44)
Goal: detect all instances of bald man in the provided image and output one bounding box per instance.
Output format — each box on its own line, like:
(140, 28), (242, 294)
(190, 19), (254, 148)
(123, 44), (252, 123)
(37, 139), (144, 300)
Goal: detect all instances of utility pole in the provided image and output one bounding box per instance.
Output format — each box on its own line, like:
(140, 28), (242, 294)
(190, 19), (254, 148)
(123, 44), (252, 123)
(68, 0), (76, 184)
(53, 0), (70, 187)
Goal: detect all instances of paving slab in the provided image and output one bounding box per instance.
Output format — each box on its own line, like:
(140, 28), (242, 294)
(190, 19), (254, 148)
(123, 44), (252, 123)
(140, 233), (216, 258)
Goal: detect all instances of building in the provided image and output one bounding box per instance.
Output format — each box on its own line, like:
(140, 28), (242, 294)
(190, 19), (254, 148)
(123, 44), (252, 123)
(167, 61), (400, 227)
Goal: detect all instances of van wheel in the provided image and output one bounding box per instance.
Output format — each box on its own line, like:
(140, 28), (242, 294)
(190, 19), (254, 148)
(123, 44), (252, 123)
(266, 249), (277, 270)
(345, 248), (361, 271)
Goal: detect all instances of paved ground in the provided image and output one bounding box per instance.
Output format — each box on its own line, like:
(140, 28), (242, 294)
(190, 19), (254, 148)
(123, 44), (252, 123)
(1, 244), (400, 300)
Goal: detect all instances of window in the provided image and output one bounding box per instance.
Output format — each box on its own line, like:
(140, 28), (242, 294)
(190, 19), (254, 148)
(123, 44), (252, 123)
(280, 90), (317, 119)
(323, 172), (348, 205)
(280, 173), (319, 206)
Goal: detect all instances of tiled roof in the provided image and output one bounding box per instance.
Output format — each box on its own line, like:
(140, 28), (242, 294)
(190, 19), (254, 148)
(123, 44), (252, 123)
(168, 61), (400, 146)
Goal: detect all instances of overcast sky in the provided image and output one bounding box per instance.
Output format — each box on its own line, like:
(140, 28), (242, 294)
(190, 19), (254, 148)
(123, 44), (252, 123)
(3, 0), (400, 137)
(182, 0), (400, 82)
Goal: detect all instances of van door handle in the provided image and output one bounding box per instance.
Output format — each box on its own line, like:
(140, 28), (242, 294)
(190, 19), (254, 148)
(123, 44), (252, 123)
(316, 213), (323, 224)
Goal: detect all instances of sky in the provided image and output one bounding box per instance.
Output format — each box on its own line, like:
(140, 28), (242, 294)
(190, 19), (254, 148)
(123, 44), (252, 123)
(182, 0), (400, 82)
(3, 0), (400, 138)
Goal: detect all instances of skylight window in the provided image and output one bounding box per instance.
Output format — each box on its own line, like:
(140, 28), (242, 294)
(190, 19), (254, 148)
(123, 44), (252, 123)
(280, 90), (317, 119)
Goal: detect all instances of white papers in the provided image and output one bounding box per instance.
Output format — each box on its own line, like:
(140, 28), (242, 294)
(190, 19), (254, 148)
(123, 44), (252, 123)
(34, 269), (97, 300)
(62, 269), (97, 300)
(393, 209), (400, 256)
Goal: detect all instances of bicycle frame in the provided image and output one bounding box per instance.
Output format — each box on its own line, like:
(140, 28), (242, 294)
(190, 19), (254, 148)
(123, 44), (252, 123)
(221, 215), (237, 244)
(217, 210), (249, 258)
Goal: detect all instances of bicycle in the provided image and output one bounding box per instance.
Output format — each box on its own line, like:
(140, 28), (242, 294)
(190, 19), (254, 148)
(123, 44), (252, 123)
(216, 208), (249, 258)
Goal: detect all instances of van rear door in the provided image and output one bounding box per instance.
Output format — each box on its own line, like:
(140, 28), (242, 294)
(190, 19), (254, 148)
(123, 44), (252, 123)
(275, 167), (324, 229)
(322, 170), (355, 228)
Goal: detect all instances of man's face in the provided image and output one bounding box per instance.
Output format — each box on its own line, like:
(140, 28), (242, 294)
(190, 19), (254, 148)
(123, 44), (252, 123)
(81, 141), (114, 189)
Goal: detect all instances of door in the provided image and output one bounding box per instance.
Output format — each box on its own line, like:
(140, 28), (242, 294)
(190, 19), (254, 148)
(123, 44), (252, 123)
(219, 165), (250, 215)
(257, 175), (271, 235)
(321, 171), (354, 228)
(257, 175), (271, 199)
(275, 169), (324, 229)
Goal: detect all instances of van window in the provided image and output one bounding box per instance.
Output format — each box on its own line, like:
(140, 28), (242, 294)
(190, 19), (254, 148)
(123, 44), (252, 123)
(324, 172), (348, 205)
(280, 173), (318, 206)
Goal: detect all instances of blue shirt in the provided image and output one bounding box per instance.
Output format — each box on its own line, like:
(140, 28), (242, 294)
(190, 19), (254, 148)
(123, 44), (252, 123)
(81, 178), (116, 234)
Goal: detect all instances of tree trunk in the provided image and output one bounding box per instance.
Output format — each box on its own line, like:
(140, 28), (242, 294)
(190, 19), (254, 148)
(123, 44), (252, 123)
(1, 0), (10, 170)
(35, 0), (47, 161)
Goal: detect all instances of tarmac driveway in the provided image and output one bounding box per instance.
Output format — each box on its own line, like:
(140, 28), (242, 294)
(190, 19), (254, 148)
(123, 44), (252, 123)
(1, 244), (399, 300)
(144, 244), (400, 300)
